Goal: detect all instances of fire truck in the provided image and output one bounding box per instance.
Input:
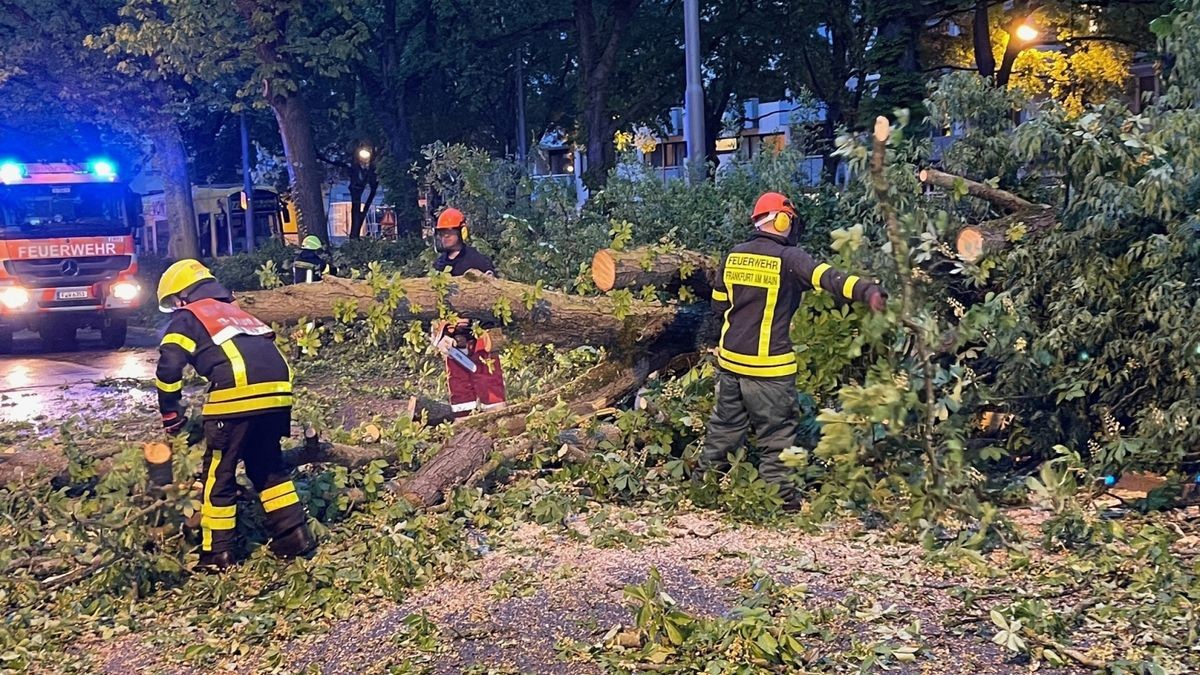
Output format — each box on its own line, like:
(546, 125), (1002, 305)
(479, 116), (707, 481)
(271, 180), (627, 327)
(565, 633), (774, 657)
(0, 159), (142, 352)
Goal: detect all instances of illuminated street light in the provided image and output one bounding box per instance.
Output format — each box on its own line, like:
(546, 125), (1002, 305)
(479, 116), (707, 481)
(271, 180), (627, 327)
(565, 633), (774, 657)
(1015, 23), (1039, 43)
(357, 147), (372, 162)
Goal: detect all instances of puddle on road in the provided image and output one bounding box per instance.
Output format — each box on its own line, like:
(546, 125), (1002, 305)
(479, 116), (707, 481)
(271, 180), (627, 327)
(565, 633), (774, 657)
(0, 348), (157, 424)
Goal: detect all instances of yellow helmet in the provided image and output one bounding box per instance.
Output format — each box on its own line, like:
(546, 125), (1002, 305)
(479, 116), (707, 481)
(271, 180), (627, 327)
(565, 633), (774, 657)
(157, 259), (215, 312)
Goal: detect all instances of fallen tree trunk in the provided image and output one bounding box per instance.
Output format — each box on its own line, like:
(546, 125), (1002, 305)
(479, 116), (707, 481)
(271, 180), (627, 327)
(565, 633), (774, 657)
(238, 273), (676, 350)
(919, 168), (1035, 213)
(592, 247), (717, 298)
(393, 427), (495, 507)
(283, 439), (393, 470)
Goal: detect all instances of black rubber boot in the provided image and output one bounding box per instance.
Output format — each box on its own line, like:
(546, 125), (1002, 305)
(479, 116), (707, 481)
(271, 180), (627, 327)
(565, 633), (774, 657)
(196, 549), (238, 573)
(269, 522), (317, 559)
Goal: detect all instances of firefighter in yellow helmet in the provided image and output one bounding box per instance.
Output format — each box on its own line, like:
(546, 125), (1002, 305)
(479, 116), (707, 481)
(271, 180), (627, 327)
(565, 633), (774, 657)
(155, 259), (316, 571)
(699, 192), (887, 509)
(293, 235), (335, 284)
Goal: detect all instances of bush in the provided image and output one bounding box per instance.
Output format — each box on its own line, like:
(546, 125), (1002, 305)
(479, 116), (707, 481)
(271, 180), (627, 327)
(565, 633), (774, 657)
(333, 236), (430, 277)
(199, 239), (293, 291)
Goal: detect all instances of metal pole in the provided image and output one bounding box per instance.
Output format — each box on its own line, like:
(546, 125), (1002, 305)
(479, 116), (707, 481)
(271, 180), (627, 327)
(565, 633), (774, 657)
(240, 112), (256, 252)
(516, 51), (528, 166)
(684, 0), (706, 183)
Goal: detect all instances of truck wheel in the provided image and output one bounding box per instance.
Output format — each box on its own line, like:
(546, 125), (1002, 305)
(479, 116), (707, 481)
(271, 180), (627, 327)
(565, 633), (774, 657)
(0, 330), (12, 354)
(101, 319), (128, 349)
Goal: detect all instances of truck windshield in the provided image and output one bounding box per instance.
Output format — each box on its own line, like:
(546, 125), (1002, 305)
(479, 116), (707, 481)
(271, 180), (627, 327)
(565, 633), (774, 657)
(0, 183), (130, 239)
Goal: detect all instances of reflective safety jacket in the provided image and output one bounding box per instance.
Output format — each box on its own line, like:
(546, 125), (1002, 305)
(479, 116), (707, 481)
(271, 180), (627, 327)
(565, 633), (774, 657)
(293, 249), (333, 284)
(156, 283), (293, 419)
(712, 231), (882, 378)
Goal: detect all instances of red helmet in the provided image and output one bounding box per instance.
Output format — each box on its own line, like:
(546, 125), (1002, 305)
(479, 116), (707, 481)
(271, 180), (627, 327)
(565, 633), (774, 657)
(752, 192), (796, 220)
(436, 207), (466, 229)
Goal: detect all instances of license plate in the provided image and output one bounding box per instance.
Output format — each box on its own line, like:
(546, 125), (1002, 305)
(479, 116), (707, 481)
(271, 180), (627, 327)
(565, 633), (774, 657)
(56, 288), (91, 300)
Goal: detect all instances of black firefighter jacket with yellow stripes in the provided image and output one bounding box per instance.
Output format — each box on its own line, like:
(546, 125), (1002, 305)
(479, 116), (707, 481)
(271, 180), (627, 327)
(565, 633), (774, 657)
(712, 230), (882, 378)
(155, 281), (293, 420)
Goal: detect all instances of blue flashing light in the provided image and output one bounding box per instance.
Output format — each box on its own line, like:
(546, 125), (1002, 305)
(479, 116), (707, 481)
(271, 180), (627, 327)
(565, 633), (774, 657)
(1102, 475), (1117, 487)
(0, 161), (24, 184)
(89, 159), (117, 179)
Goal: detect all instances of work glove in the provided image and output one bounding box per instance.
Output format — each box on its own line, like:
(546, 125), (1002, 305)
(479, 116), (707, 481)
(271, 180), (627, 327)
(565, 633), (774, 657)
(434, 335), (456, 357)
(162, 409), (187, 436)
(430, 319), (449, 344)
(474, 327), (505, 353)
(866, 288), (888, 313)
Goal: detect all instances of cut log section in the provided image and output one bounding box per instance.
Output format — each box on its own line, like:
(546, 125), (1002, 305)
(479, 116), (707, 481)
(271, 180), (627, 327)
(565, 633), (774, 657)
(143, 442), (173, 488)
(955, 207), (1058, 262)
(237, 273), (677, 350)
(591, 247), (717, 298)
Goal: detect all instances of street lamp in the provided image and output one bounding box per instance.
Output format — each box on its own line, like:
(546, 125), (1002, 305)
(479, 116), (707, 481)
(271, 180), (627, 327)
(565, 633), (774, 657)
(1015, 23), (1039, 43)
(357, 147), (372, 163)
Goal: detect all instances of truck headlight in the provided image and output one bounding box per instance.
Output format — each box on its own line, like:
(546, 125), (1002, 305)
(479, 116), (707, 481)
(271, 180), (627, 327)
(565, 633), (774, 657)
(0, 286), (30, 310)
(111, 281), (140, 301)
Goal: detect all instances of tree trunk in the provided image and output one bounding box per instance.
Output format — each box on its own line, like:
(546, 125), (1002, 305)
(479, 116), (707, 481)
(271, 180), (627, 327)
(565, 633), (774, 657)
(149, 125), (200, 259)
(348, 183), (364, 240)
(574, 0), (641, 191)
(282, 439), (393, 470)
(393, 428), (495, 507)
(591, 247), (717, 298)
(973, 0), (996, 79)
(995, 1), (1032, 88)
(581, 84), (615, 190)
(269, 92), (328, 245)
(919, 168), (1035, 212)
(237, 273), (680, 350)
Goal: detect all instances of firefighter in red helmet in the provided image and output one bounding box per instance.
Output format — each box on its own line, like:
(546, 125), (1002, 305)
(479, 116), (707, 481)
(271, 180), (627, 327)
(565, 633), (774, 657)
(698, 192), (887, 509)
(430, 207), (508, 418)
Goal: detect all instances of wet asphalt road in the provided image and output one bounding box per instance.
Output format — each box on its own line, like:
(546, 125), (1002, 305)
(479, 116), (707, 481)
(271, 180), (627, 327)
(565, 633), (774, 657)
(0, 329), (159, 423)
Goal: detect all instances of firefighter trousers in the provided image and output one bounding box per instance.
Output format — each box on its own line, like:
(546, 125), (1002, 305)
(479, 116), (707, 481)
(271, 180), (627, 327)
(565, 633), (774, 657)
(447, 349), (507, 418)
(700, 368), (801, 503)
(200, 410), (308, 553)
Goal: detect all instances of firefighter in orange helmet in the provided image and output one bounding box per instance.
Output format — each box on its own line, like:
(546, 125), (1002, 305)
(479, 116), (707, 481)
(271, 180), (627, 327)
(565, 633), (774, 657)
(155, 259), (316, 571)
(429, 208), (508, 418)
(699, 192), (887, 509)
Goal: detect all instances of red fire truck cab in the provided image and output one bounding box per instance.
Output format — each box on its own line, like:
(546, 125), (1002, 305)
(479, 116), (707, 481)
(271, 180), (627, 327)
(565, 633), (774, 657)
(0, 160), (143, 352)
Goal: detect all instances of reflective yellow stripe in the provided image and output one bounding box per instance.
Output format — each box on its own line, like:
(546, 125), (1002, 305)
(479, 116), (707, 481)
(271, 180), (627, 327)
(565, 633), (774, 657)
(202, 449), (222, 551)
(263, 491), (300, 513)
(842, 275), (860, 299)
(718, 284), (734, 349)
(711, 289), (729, 302)
(155, 378), (184, 393)
(202, 395), (293, 417)
(202, 503), (236, 518)
(220, 340), (248, 388)
(810, 263), (831, 292)
(718, 357), (798, 378)
(161, 333), (196, 354)
(207, 381), (292, 403)
(201, 515), (237, 530)
(259, 481), (296, 502)
(718, 347), (796, 366)
(759, 285), (778, 356)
